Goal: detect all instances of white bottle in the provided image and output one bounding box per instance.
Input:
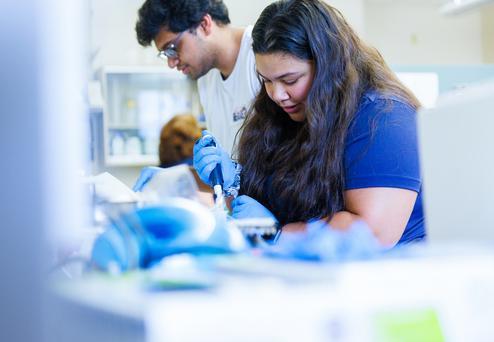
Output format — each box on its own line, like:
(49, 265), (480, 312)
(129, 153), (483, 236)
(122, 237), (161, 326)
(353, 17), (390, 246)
(126, 136), (142, 155)
(111, 132), (125, 155)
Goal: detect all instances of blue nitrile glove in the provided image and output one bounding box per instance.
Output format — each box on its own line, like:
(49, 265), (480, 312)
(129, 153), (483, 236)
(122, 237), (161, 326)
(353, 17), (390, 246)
(231, 195), (277, 221)
(193, 130), (235, 188)
(132, 166), (162, 192)
(263, 219), (382, 262)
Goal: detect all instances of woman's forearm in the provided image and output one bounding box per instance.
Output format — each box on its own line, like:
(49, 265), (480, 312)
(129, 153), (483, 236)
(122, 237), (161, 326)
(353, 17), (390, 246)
(281, 211), (360, 233)
(328, 211), (361, 230)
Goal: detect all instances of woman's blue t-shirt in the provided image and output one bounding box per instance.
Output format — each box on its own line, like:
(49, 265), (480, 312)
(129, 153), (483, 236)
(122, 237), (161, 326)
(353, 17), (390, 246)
(261, 92), (425, 244)
(344, 92), (425, 244)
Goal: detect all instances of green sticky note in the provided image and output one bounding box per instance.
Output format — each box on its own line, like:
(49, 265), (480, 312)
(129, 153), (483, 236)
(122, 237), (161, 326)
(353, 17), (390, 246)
(373, 308), (444, 342)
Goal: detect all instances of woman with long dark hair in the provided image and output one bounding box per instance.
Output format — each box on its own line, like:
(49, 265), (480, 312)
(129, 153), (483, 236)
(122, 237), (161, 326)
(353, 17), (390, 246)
(194, 0), (424, 246)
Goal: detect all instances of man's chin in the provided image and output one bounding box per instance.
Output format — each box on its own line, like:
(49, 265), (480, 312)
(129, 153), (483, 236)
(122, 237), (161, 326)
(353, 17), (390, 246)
(189, 67), (211, 80)
(184, 70), (198, 80)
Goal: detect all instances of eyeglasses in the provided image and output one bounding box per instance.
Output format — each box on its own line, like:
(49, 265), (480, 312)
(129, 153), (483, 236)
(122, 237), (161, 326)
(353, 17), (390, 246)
(157, 31), (185, 60)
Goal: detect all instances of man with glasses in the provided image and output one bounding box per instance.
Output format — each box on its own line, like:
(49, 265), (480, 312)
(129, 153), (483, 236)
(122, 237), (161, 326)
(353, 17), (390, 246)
(135, 0), (260, 155)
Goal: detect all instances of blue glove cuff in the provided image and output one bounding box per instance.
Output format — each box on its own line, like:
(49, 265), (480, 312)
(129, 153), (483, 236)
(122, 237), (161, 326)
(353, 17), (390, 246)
(223, 163), (242, 198)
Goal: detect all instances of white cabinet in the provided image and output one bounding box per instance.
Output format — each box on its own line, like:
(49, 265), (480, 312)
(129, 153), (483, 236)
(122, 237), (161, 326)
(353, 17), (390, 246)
(101, 66), (199, 166)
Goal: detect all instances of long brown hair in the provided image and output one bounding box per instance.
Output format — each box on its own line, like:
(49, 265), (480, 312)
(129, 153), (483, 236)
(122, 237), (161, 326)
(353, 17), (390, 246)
(237, 0), (420, 225)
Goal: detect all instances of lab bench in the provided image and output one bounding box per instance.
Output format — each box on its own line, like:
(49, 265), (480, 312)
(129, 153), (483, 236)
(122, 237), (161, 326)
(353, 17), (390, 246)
(51, 246), (494, 342)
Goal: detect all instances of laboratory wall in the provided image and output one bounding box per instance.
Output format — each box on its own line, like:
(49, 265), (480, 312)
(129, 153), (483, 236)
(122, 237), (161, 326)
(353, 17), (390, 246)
(364, 0), (483, 64)
(89, 0), (161, 76)
(89, 0), (365, 75)
(482, 4), (494, 62)
(89, 0), (494, 73)
(224, 0), (365, 34)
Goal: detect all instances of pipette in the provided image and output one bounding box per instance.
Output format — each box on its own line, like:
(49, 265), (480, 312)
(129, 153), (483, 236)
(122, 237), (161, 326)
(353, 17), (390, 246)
(212, 170), (225, 210)
(203, 136), (225, 209)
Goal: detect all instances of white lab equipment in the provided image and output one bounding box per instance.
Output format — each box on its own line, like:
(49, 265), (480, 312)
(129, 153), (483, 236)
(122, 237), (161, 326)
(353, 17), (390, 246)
(418, 81), (494, 243)
(139, 164), (200, 204)
(396, 72), (439, 108)
(1, 1), (92, 341)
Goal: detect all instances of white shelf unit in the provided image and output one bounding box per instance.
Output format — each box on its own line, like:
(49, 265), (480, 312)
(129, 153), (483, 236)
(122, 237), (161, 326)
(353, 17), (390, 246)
(439, 0), (494, 14)
(101, 66), (199, 167)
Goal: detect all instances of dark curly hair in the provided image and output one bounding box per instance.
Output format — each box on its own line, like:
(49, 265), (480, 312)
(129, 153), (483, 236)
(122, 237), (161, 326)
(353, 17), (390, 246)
(136, 0), (230, 46)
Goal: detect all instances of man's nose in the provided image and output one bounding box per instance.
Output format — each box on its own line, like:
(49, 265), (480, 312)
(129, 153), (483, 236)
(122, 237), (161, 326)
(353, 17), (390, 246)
(167, 56), (179, 68)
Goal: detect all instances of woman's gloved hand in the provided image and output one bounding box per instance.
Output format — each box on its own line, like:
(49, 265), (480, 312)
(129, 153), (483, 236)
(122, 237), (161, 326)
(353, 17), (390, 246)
(193, 130), (236, 188)
(132, 166), (162, 192)
(231, 195), (276, 220)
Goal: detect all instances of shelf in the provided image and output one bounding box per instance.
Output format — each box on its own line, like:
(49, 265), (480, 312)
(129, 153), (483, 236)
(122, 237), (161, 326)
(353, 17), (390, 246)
(108, 125), (140, 130)
(102, 65), (186, 76)
(439, 0), (494, 14)
(101, 66), (200, 168)
(106, 155), (159, 167)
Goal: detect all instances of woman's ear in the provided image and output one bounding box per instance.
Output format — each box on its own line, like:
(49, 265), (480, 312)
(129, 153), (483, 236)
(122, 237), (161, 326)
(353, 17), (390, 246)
(199, 14), (213, 36)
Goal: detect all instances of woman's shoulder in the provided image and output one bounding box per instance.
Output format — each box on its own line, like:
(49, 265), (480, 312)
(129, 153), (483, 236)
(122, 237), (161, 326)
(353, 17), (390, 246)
(348, 90), (418, 139)
(358, 90), (416, 114)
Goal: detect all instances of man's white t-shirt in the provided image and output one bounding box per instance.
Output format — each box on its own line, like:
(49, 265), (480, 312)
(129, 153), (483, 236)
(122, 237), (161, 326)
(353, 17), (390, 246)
(197, 26), (260, 155)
